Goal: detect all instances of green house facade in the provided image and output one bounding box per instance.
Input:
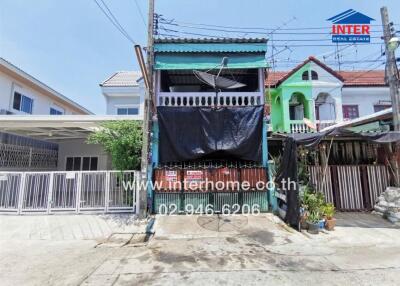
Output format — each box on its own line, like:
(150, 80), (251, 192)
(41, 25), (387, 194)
(267, 57), (345, 133)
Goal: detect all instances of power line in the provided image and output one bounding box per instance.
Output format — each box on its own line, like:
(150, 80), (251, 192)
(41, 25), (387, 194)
(158, 26), (384, 46)
(325, 60), (386, 94)
(159, 18), (392, 31)
(273, 58), (385, 65)
(158, 18), (387, 35)
(133, 0), (147, 27)
(93, 0), (137, 44)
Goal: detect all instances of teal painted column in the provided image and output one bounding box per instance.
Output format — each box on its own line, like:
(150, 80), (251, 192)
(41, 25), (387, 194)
(151, 121), (159, 167)
(147, 120), (159, 212)
(262, 118), (268, 167)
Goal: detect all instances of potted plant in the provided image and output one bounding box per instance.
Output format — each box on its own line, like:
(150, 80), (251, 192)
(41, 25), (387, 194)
(323, 203), (336, 231)
(303, 191), (324, 234)
(306, 211), (320, 234)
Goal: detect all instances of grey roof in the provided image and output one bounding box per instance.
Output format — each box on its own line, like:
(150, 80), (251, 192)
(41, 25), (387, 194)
(154, 38), (268, 44)
(100, 71), (142, 87)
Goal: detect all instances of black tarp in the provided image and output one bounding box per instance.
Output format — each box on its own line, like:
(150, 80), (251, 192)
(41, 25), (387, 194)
(275, 128), (400, 228)
(286, 128), (400, 146)
(275, 137), (299, 227)
(157, 106), (263, 163)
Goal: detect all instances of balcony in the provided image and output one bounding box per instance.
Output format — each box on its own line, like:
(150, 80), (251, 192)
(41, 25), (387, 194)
(156, 68), (264, 107)
(157, 92), (263, 107)
(289, 120), (337, 133)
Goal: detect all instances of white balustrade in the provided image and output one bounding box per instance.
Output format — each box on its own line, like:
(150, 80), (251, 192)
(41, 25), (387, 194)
(157, 92), (263, 107)
(290, 120), (337, 133)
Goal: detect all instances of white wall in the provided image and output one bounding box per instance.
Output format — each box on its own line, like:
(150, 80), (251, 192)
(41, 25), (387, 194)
(0, 70), (78, 115)
(0, 70), (13, 112)
(105, 95), (141, 115)
(309, 62), (344, 122)
(102, 83), (145, 118)
(57, 139), (111, 171)
(342, 87), (391, 117)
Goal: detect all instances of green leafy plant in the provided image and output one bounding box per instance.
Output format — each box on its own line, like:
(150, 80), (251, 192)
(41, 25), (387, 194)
(307, 211), (320, 224)
(300, 188), (325, 223)
(322, 203), (335, 220)
(87, 121), (142, 171)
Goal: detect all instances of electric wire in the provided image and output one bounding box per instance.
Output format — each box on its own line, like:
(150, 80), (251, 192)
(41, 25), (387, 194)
(93, 0), (137, 44)
(133, 0), (147, 27)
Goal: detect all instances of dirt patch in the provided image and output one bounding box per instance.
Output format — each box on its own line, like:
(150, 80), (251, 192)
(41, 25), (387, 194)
(244, 228), (274, 245)
(156, 251), (197, 264)
(225, 237), (239, 244)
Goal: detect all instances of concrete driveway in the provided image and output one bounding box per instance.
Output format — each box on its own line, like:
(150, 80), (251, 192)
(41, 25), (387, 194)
(0, 213), (399, 285)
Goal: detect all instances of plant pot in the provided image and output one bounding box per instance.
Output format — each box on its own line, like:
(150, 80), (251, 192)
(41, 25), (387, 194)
(306, 221), (319, 234)
(300, 213), (308, 229)
(318, 219), (326, 230)
(325, 218), (336, 231)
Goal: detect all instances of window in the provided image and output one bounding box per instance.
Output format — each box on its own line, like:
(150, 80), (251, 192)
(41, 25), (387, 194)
(302, 71), (309, 80)
(342, 105), (359, 119)
(13, 92), (33, 114)
(117, 107), (139, 115)
(66, 157), (98, 171)
(50, 107), (64, 115)
(374, 105), (391, 112)
(311, 70), (318, 80)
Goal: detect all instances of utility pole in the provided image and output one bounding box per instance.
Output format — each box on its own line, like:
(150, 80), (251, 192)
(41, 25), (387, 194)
(381, 6), (400, 185)
(381, 7), (400, 131)
(139, 0), (155, 217)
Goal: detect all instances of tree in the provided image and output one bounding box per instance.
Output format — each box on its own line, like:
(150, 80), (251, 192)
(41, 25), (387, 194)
(87, 121), (142, 171)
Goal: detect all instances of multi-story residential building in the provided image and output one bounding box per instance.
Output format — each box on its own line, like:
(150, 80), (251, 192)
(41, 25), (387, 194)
(0, 57), (91, 115)
(150, 37), (271, 212)
(100, 71), (144, 119)
(0, 58), (112, 171)
(0, 59), (144, 172)
(266, 56), (391, 133)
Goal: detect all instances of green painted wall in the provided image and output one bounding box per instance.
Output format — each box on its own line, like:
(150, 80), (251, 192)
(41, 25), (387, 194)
(268, 63), (315, 132)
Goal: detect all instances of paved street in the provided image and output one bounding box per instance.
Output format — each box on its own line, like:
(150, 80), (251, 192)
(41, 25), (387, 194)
(0, 213), (400, 285)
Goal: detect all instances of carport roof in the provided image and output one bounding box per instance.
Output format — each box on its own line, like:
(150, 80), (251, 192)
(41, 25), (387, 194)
(0, 115), (140, 141)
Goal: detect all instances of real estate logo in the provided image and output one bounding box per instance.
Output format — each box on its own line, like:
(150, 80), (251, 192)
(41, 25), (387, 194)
(327, 9), (374, 43)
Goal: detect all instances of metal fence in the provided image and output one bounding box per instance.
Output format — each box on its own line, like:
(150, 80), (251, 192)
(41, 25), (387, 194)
(0, 142), (58, 170)
(309, 165), (390, 211)
(0, 170), (140, 214)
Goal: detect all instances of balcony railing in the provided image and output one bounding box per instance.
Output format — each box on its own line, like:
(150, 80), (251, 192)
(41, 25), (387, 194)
(157, 92), (263, 107)
(290, 120), (312, 133)
(289, 120), (337, 133)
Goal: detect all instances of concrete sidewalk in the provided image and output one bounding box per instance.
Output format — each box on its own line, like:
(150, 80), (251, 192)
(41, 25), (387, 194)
(0, 214), (147, 240)
(0, 213), (399, 285)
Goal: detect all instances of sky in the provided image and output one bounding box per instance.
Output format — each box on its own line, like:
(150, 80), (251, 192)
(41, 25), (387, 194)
(1, 0), (400, 114)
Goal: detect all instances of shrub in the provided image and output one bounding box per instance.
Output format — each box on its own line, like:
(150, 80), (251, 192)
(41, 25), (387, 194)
(87, 121), (142, 171)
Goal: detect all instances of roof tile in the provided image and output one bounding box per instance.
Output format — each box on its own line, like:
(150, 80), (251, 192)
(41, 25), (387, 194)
(266, 57), (386, 87)
(101, 71), (142, 87)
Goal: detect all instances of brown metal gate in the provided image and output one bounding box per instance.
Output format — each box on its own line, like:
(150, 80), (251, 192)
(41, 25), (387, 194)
(153, 167), (269, 214)
(309, 165), (390, 211)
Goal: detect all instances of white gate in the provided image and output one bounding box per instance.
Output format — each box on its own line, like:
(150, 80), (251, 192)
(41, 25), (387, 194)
(0, 171), (140, 214)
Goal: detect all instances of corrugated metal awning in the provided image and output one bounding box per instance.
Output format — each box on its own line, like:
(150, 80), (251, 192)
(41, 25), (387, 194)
(155, 53), (268, 70)
(154, 43), (267, 53)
